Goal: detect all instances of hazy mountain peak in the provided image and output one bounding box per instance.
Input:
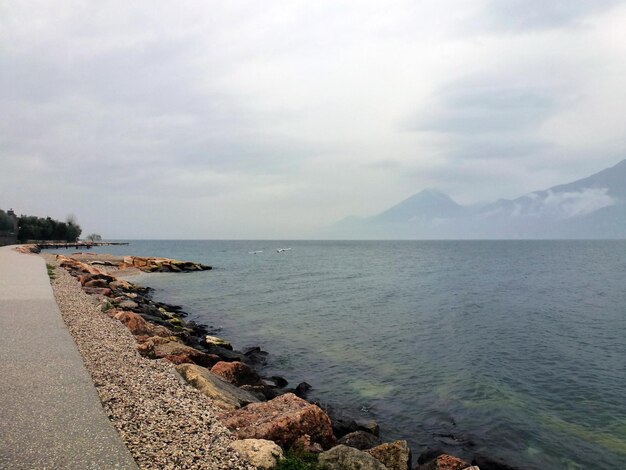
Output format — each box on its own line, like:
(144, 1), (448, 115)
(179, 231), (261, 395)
(328, 159), (626, 239)
(373, 188), (461, 223)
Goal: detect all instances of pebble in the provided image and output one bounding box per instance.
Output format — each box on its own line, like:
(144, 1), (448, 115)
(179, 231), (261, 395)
(45, 255), (254, 470)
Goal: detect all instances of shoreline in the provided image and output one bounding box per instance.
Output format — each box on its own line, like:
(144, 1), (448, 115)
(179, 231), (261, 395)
(39, 248), (512, 470)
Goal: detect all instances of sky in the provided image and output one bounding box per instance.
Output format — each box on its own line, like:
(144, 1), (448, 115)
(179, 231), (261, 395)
(1, 0), (626, 238)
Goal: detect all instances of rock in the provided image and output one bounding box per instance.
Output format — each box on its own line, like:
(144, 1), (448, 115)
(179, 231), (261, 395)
(295, 382), (312, 398)
(206, 345), (251, 363)
(357, 419), (380, 436)
(152, 341), (220, 368)
(270, 376), (288, 388)
(328, 413), (359, 439)
(244, 346), (269, 365)
(324, 407), (378, 438)
(230, 439), (283, 470)
(175, 363), (260, 411)
(89, 260), (116, 266)
(118, 299), (139, 310)
(420, 454), (471, 470)
(337, 431), (382, 450)
(292, 434), (324, 454)
(163, 353), (197, 365)
(83, 287), (112, 296)
(111, 310), (171, 337)
(366, 440), (411, 470)
(83, 278), (110, 289)
(205, 335), (233, 350)
(120, 255), (212, 272)
(220, 393), (335, 449)
(211, 361), (261, 386)
(318, 445), (387, 470)
(109, 279), (135, 290)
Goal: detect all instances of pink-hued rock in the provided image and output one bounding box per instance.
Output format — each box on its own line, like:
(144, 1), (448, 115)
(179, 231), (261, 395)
(292, 434), (324, 454)
(111, 310), (172, 338)
(146, 339), (220, 368)
(83, 278), (110, 289)
(82, 286), (112, 296)
(219, 393), (335, 449)
(420, 454), (471, 470)
(211, 361), (261, 386)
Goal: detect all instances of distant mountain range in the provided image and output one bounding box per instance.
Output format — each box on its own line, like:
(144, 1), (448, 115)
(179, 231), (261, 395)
(325, 159), (626, 239)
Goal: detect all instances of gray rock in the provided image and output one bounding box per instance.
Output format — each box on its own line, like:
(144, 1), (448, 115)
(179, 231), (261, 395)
(230, 439), (283, 469)
(175, 363), (260, 410)
(337, 431), (382, 450)
(118, 299), (138, 310)
(318, 445), (388, 470)
(356, 418), (380, 436)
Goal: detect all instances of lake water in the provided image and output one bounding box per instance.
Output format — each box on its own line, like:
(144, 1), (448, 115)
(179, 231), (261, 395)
(50, 240), (626, 469)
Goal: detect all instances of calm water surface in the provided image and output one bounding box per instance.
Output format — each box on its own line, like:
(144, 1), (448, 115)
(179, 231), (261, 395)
(54, 240), (626, 469)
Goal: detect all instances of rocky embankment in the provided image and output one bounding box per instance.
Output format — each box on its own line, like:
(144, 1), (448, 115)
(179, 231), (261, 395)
(46, 251), (515, 470)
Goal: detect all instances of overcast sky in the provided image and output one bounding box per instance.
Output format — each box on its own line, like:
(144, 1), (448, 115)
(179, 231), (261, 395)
(2, 0), (626, 238)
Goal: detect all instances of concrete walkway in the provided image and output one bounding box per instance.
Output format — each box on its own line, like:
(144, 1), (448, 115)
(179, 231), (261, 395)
(0, 246), (137, 469)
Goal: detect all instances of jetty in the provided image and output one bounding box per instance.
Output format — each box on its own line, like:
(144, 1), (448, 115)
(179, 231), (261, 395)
(35, 241), (129, 250)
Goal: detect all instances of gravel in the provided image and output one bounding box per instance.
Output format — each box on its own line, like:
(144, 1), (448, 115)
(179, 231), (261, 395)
(44, 254), (255, 470)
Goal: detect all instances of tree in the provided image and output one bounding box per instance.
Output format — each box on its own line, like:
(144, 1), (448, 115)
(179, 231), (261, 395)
(0, 210), (13, 232)
(17, 214), (82, 242)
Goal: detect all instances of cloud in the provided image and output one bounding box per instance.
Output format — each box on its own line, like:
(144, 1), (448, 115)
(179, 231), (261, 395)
(482, 0), (624, 31)
(514, 188), (617, 219)
(406, 85), (555, 134)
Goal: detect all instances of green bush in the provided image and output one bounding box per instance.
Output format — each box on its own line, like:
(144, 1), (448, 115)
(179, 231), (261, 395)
(275, 451), (325, 470)
(46, 264), (56, 281)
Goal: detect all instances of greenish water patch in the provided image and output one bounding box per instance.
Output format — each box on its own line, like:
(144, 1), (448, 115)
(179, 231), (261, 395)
(543, 415), (626, 456)
(349, 379), (395, 398)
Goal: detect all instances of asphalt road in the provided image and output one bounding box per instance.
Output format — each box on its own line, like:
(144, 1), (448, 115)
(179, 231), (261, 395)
(0, 245), (137, 469)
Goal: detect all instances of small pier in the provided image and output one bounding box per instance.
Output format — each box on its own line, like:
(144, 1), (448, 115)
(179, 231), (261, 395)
(35, 241), (130, 250)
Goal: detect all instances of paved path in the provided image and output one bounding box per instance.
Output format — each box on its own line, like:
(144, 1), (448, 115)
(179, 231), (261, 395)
(0, 245), (137, 469)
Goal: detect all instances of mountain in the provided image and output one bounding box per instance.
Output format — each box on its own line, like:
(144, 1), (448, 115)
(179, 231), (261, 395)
(372, 189), (463, 223)
(324, 159), (626, 239)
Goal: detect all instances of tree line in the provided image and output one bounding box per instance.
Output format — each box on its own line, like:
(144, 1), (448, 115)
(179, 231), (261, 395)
(17, 215), (82, 242)
(0, 209), (82, 242)
(0, 210), (13, 232)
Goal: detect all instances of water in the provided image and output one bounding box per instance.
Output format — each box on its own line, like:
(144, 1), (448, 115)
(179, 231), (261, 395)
(50, 240), (626, 469)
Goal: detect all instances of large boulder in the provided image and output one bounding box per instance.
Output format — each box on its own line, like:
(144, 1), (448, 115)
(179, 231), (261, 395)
(176, 363), (260, 411)
(318, 445), (387, 470)
(143, 339), (220, 368)
(230, 439), (283, 469)
(366, 440), (411, 470)
(111, 310), (171, 337)
(83, 286), (112, 296)
(337, 431), (382, 450)
(420, 454), (471, 470)
(220, 393), (335, 449)
(211, 361), (261, 386)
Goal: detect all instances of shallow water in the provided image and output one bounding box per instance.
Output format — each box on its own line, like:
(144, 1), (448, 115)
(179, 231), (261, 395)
(51, 240), (626, 469)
